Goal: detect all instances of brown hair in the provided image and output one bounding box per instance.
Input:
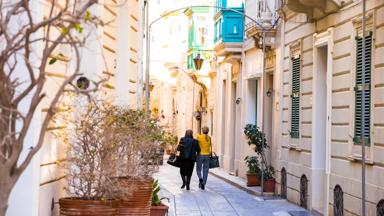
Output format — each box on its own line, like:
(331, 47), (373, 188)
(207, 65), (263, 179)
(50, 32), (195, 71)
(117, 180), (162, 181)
(202, 126), (209, 134)
(185, 129), (193, 138)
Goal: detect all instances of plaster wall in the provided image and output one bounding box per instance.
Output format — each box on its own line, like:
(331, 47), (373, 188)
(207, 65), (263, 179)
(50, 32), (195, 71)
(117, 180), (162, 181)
(277, 1), (384, 214)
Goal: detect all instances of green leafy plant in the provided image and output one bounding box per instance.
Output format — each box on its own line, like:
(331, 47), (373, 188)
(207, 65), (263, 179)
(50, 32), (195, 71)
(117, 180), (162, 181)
(262, 166), (275, 180)
(244, 156), (260, 174)
(152, 179), (168, 206)
(244, 124), (274, 180)
(163, 132), (178, 151)
(244, 124), (268, 155)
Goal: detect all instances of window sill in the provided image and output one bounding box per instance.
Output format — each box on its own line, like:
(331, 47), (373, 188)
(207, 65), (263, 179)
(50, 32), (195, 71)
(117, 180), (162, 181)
(347, 154), (374, 165)
(288, 144), (302, 152)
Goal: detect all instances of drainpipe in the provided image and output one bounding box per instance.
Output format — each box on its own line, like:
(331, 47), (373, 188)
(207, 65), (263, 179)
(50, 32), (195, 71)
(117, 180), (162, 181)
(137, 0), (145, 110)
(361, 0), (367, 215)
(192, 82), (195, 130)
(261, 30), (267, 197)
(145, 0), (150, 116)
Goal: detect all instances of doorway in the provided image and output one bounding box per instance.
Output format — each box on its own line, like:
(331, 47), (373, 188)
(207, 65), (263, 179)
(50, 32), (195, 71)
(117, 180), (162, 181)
(230, 82), (237, 172)
(197, 91), (203, 134)
(221, 80), (227, 159)
(265, 74), (274, 155)
(312, 44), (331, 213)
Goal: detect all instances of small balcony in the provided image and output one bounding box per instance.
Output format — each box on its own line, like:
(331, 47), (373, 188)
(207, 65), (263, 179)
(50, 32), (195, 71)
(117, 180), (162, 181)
(244, 0), (278, 48)
(284, 0), (341, 21)
(214, 0), (244, 56)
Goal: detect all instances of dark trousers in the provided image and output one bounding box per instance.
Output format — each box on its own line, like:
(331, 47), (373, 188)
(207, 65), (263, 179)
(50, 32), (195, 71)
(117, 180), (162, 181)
(180, 159), (195, 177)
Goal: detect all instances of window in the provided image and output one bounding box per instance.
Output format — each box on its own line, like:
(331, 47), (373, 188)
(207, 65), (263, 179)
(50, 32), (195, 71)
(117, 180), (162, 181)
(214, 19), (222, 42)
(334, 185), (344, 216)
(377, 199), (384, 216)
(281, 168), (287, 198)
(290, 56), (301, 138)
(300, 175), (308, 209)
(187, 54), (193, 69)
(354, 32), (372, 145)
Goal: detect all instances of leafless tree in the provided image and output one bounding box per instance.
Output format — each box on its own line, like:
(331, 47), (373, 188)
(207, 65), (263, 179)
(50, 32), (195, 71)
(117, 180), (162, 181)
(0, 0), (112, 215)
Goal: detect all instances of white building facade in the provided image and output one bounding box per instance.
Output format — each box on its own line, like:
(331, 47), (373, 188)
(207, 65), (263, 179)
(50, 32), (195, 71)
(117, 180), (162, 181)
(6, 1), (146, 215)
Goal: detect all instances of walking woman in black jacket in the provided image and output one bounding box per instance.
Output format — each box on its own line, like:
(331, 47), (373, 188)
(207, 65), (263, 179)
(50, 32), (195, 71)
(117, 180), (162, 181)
(177, 129), (200, 190)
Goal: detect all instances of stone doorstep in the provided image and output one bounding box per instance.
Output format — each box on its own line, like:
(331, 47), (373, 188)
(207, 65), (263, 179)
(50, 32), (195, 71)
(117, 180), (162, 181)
(209, 168), (276, 199)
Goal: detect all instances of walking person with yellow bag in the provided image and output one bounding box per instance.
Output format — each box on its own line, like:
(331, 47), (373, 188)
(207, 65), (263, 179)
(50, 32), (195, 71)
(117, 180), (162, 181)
(196, 126), (212, 190)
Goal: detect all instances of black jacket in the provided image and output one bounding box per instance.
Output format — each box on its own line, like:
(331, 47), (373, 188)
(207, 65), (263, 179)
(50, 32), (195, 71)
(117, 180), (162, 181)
(177, 137), (201, 161)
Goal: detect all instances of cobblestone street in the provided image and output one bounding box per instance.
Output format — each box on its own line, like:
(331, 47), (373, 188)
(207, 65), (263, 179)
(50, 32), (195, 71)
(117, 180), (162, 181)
(154, 163), (309, 216)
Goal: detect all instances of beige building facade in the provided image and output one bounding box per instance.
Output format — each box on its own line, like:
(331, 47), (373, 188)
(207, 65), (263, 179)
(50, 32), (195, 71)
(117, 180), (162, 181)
(211, 0), (384, 215)
(275, 0), (384, 215)
(212, 0), (279, 179)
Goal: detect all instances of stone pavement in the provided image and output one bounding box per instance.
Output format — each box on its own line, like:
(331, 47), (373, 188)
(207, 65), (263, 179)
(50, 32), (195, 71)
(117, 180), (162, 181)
(153, 163), (310, 216)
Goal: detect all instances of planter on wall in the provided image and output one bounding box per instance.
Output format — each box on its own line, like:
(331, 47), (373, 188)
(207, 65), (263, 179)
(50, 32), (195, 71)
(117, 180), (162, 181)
(118, 177), (153, 216)
(263, 178), (276, 193)
(246, 173), (260, 186)
(150, 204), (169, 216)
(59, 198), (118, 216)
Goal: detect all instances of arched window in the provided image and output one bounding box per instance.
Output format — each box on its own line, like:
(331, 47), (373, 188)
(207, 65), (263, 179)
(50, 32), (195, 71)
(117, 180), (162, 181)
(300, 175), (308, 209)
(333, 185), (344, 216)
(377, 199), (384, 216)
(281, 168), (287, 198)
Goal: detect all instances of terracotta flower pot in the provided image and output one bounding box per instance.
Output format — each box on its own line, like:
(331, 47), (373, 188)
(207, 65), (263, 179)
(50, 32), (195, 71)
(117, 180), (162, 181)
(263, 178), (276, 193)
(117, 177), (153, 216)
(59, 197), (118, 216)
(150, 204), (169, 216)
(246, 173), (260, 186)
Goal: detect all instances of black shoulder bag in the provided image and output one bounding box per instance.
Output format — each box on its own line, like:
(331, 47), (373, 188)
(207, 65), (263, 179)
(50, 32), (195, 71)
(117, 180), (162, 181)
(209, 137), (220, 169)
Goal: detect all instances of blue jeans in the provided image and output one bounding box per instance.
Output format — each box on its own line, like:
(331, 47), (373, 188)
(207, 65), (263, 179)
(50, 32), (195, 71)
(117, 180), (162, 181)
(196, 155), (210, 185)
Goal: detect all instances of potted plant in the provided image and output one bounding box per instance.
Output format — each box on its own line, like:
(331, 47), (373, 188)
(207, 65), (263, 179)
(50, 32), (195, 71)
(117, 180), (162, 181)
(163, 133), (178, 155)
(150, 180), (169, 216)
(58, 102), (120, 215)
(107, 106), (162, 215)
(244, 124), (276, 193)
(262, 166), (276, 193)
(244, 156), (261, 186)
(57, 102), (162, 215)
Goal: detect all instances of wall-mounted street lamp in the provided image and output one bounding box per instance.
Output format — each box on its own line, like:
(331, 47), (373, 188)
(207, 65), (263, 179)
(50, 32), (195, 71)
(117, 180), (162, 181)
(193, 54), (204, 71)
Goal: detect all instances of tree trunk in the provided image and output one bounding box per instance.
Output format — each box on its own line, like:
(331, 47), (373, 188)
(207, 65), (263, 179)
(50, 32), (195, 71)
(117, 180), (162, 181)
(0, 190), (10, 216)
(0, 180), (12, 216)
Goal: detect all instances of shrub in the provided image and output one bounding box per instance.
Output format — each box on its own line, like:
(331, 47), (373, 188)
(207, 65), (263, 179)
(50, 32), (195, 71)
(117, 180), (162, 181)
(244, 156), (261, 174)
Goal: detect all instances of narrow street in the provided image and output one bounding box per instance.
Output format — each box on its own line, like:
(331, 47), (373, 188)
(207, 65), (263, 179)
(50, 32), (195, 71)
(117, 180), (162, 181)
(154, 163), (308, 216)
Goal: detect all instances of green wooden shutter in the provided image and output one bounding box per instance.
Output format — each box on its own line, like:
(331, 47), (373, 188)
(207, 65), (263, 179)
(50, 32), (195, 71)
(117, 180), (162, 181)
(354, 32), (372, 145)
(291, 56), (301, 138)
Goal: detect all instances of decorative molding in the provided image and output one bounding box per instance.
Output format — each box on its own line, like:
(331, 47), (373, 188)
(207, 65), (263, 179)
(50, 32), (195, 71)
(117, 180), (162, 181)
(347, 154), (374, 165)
(288, 144), (302, 152)
(352, 12), (374, 37)
(290, 40), (301, 58)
